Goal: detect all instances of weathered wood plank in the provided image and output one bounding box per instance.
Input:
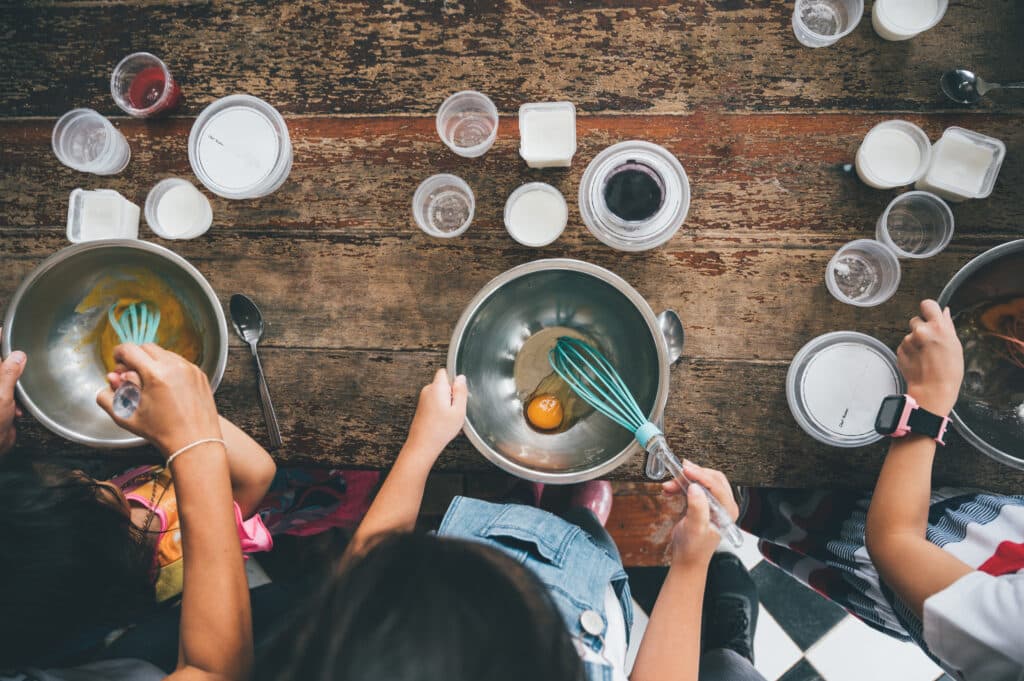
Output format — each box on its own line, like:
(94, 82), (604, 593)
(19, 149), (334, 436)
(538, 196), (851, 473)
(0, 230), (1010, 361)
(3, 114), (1020, 238)
(1, 1), (1021, 117)
(9, 347), (1024, 491)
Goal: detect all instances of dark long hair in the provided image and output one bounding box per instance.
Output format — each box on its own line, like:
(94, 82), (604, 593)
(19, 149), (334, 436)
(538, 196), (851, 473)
(0, 463), (156, 667)
(259, 532), (585, 681)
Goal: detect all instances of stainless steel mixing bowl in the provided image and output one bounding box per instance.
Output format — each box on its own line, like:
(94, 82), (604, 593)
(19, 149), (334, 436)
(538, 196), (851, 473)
(939, 239), (1024, 470)
(447, 259), (680, 483)
(2, 240), (228, 448)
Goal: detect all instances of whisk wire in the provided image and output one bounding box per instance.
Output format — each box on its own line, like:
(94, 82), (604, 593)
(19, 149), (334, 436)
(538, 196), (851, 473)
(549, 337), (646, 432)
(108, 302), (161, 345)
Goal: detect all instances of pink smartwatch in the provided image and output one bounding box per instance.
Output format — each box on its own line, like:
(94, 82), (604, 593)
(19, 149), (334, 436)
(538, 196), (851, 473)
(874, 394), (950, 445)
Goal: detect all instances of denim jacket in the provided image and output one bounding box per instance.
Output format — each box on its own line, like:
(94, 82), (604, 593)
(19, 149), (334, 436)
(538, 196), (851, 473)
(439, 497), (633, 681)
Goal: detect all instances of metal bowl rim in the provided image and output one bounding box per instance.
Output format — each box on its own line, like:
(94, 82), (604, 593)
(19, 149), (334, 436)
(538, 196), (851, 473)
(446, 258), (671, 483)
(938, 238), (1024, 470)
(1, 239), (229, 449)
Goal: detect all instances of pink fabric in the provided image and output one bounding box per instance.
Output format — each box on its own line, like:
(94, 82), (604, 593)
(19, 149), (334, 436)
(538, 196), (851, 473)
(235, 503), (274, 553)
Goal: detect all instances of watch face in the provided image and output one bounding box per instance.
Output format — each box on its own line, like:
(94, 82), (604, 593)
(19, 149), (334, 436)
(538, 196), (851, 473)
(875, 395), (905, 435)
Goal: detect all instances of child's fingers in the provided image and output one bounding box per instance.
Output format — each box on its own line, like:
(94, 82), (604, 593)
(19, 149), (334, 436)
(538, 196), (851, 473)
(433, 368), (449, 386)
(685, 484), (710, 526)
(682, 462), (737, 515)
(452, 374), (468, 411)
(662, 479), (683, 495)
(920, 299), (942, 322)
(0, 351), (27, 399)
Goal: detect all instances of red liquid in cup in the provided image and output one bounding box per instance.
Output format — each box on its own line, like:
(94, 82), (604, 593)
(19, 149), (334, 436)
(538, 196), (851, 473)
(127, 66), (181, 114)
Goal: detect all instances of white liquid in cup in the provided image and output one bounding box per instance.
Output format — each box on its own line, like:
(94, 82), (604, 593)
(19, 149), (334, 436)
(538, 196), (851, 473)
(504, 183), (567, 247)
(915, 127), (1006, 202)
(145, 179), (213, 239)
(855, 121), (930, 189)
(872, 0), (946, 40)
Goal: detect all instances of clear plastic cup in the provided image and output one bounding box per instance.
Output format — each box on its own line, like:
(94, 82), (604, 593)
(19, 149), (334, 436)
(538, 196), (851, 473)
(145, 178), (213, 239)
(51, 108), (131, 175)
(826, 239), (901, 307)
(792, 0), (864, 47)
(855, 120), (932, 190)
(412, 174), (475, 238)
(875, 191), (954, 259)
(436, 91), (499, 158)
(110, 52), (181, 117)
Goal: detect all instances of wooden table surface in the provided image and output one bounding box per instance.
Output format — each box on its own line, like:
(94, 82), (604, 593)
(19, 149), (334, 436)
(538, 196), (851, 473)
(2, 1), (1023, 490)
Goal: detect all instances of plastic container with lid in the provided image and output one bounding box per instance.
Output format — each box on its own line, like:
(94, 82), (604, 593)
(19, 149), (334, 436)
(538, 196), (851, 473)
(504, 182), (567, 247)
(145, 178), (213, 240)
(519, 102), (576, 168)
(188, 95), (293, 200)
(66, 188), (140, 243)
(787, 331), (905, 447)
(855, 120), (932, 190)
(915, 127), (1006, 202)
(872, 0), (948, 41)
(578, 141), (689, 252)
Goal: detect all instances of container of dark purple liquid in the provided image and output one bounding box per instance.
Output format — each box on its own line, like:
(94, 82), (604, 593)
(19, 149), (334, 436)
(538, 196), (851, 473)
(579, 141), (689, 251)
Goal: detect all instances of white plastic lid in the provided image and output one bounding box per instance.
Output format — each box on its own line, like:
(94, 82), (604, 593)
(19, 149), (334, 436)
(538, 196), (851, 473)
(787, 332), (904, 447)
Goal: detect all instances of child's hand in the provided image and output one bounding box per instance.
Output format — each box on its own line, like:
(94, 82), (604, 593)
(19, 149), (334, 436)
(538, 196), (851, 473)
(404, 369), (468, 461)
(663, 463), (739, 566)
(97, 344), (222, 457)
(897, 299), (964, 416)
(0, 350), (26, 456)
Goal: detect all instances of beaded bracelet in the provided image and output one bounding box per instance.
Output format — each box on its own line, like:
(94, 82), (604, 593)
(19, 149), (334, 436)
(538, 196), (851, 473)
(166, 438), (226, 466)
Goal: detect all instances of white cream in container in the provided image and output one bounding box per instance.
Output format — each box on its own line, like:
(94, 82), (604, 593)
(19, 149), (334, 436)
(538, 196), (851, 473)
(872, 0), (948, 41)
(504, 183), (568, 247)
(519, 102), (577, 168)
(915, 127), (1006, 202)
(855, 120), (932, 189)
(66, 189), (140, 243)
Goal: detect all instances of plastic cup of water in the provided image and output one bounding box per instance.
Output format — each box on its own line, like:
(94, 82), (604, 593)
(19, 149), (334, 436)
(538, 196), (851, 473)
(110, 52), (181, 117)
(826, 239), (901, 307)
(792, 0), (864, 47)
(412, 174), (475, 238)
(51, 108), (131, 175)
(875, 191), (954, 259)
(436, 91), (499, 158)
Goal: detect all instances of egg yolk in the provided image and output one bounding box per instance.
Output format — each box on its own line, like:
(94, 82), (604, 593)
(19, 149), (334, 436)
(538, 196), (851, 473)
(527, 394), (564, 431)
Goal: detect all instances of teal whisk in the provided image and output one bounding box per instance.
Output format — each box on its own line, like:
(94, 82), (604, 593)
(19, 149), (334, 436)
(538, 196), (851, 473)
(549, 336), (743, 547)
(107, 302), (161, 418)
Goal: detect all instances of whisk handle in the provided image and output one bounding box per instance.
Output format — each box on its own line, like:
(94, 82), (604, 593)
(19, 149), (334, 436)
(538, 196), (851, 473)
(644, 434), (744, 548)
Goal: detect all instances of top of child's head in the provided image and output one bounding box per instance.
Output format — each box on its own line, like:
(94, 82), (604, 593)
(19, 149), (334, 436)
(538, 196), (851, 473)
(257, 531), (586, 681)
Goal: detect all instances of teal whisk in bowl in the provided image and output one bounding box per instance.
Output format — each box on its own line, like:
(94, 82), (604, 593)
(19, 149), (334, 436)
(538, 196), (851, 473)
(107, 301), (161, 418)
(550, 336), (744, 547)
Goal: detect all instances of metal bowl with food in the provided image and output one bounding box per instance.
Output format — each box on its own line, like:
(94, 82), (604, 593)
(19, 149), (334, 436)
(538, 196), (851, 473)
(447, 259), (682, 483)
(939, 239), (1024, 470)
(2, 240), (228, 448)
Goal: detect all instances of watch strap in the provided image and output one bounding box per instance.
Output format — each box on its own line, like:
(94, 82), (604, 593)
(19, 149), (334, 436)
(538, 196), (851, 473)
(907, 407), (949, 445)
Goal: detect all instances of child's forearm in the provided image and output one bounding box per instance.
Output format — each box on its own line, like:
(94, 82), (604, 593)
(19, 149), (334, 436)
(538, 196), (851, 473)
(219, 416), (277, 518)
(866, 435), (972, 617)
(630, 559), (706, 681)
(344, 441), (436, 558)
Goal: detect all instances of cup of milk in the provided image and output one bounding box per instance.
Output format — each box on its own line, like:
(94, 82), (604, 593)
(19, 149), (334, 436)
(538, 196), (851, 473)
(504, 183), (568, 247)
(872, 0), (948, 41)
(855, 120), (932, 189)
(145, 178), (213, 239)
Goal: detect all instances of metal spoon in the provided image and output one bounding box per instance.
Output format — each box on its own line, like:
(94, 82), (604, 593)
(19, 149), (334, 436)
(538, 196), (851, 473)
(941, 68), (1024, 104)
(229, 294), (282, 451)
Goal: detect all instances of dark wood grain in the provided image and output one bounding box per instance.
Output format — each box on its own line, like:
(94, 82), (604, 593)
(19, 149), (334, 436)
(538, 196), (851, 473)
(2, 3), (1022, 488)
(10, 347), (1024, 491)
(1, 1), (1022, 117)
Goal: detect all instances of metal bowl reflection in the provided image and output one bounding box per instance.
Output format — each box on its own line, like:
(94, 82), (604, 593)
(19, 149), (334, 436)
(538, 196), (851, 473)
(447, 260), (671, 483)
(2, 240), (227, 448)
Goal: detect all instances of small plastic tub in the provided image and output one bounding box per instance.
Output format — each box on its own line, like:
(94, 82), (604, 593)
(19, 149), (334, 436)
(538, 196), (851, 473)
(787, 331), (905, 447)
(826, 239), (902, 307)
(519, 102), (576, 168)
(412, 174), (475, 238)
(855, 120), (932, 189)
(875, 191), (953, 259)
(915, 127), (1006, 202)
(436, 91), (499, 159)
(504, 183), (568, 247)
(67, 188), (140, 243)
(145, 178), (213, 239)
(872, 0), (948, 41)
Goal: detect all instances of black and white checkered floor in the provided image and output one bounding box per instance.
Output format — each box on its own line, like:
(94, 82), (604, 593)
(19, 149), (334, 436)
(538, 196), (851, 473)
(699, 531), (950, 681)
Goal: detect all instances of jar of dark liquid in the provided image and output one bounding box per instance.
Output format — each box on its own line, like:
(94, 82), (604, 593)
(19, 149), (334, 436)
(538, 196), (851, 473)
(578, 141), (689, 251)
